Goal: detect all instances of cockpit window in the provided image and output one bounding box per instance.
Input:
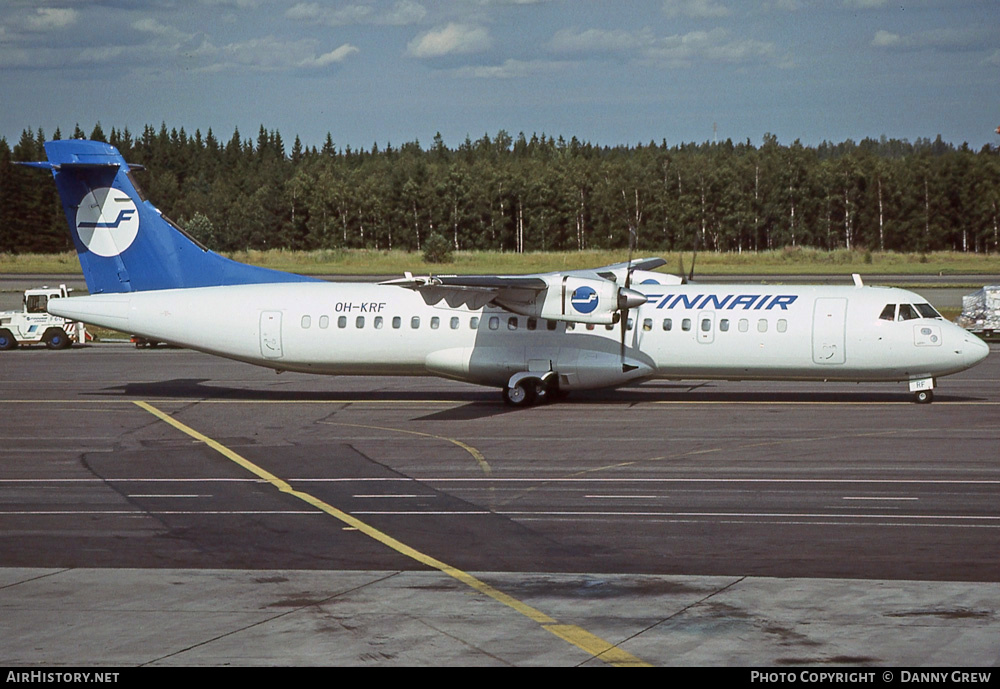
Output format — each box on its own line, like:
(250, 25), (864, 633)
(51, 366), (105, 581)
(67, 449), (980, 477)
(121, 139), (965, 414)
(897, 304), (919, 321)
(914, 303), (941, 319)
(879, 304), (895, 321)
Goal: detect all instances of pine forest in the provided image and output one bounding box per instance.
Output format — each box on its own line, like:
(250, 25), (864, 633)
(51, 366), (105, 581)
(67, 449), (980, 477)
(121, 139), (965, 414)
(2, 123), (998, 257)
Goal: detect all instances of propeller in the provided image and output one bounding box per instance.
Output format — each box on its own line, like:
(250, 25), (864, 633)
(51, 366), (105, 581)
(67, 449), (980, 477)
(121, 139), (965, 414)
(678, 232), (699, 284)
(619, 224), (645, 372)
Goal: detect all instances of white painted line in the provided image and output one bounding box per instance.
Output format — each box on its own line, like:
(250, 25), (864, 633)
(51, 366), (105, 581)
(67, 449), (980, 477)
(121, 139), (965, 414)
(842, 496), (919, 501)
(352, 494), (434, 499)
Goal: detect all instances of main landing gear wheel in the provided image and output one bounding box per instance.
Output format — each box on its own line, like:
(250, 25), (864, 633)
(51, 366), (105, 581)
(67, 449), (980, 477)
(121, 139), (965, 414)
(914, 389), (933, 404)
(533, 378), (556, 405)
(502, 381), (536, 407)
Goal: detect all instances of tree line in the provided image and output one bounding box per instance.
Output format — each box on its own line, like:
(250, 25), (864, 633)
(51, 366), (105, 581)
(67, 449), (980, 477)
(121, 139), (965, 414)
(2, 122), (998, 256)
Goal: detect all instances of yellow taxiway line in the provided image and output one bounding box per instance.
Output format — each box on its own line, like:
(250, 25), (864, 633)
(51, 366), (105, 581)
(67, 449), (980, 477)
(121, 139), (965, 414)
(132, 400), (649, 667)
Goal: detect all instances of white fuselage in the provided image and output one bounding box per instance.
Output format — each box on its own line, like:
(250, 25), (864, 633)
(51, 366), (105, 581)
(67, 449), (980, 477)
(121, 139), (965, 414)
(48, 281), (990, 392)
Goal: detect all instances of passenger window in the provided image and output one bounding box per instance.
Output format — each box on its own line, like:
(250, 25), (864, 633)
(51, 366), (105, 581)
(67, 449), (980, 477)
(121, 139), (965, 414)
(879, 304), (896, 321)
(682, 318), (692, 331)
(301, 315), (311, 329)
(470, 317), (479, 329)
(627, 318), (634, 331)
(338, 316), (347, 328)
(605, 324), (615, 331)
(663, 318), (672, 331)
(897, 304), (918, 321)
(758, 319), (767, 333)
(430, 316), (440, 330)
(450, 317), (459, 329)
(586, 323), (595, 330)
(700, 318), (711, 332)
(374, 316), (383, 329)
(777, 319), (787, 333)
(738, 319), (749, 332)
(508, 317), (518, 330)
(527, 318), (537, 331)
(489, 316), (499, 330)
(319, 315), (329, 329)
(719, 319), (729, 332)
(643, 318), (652, 331)
(392, 316), (401, 329)
(547, 320), (557, 331)
(411, 316), (420, 329)
(356, 316), (365, 328)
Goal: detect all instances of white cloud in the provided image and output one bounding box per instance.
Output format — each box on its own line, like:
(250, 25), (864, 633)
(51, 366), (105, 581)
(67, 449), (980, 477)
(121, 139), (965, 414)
(548, 27), (645, 54)
(407, 23), (492, 58)
(844, 0), (889, 8)
(300, 44), (360, 68)
(662, 0), (730, 19)
(286, 1), (425, 26)
(871, 27), (991, 52)
(132, 18), (193, 43)
(22, 8), (78, 32)
(871, 30), (900, 48)
(645, 28), (785, 67)
(547, 26), (789, 68)
(199, 0), (267, 7)
(455, 58), (571, 79)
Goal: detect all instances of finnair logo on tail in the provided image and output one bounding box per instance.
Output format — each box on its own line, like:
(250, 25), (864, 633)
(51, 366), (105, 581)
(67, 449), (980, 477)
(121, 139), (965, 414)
(75, 187), (139, 257)
(571, 286), (599, 314)
(78, 209), (136, 230)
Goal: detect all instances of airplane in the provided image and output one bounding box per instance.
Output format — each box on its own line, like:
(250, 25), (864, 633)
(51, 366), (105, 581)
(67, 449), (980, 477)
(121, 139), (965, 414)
(18, 139), (990, 405)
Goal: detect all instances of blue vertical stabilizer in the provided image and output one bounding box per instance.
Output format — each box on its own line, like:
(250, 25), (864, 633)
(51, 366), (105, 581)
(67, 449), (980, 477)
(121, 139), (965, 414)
(21, 140), (318, 294)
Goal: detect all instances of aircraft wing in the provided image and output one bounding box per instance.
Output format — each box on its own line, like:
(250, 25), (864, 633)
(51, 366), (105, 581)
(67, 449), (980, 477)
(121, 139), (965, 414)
(381, 258), (667, 325)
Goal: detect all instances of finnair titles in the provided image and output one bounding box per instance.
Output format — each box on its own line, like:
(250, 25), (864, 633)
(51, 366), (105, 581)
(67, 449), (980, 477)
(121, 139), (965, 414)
(644, 293), (798, 311)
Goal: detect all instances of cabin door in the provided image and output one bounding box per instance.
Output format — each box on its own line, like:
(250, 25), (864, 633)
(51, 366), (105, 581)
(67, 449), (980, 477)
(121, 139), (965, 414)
(812, 298), (846, 364)
(260, 311), (283, 359)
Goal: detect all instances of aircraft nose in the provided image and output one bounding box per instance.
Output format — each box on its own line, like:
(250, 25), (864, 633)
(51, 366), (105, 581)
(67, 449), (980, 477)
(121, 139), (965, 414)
(964, 334), (991, 367)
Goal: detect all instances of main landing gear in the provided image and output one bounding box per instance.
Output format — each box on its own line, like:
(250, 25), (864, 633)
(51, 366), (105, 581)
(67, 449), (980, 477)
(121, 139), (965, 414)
(502, 371), (562, 407)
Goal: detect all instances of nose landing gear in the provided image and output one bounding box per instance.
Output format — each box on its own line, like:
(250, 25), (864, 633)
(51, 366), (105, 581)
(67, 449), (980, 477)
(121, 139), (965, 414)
(910, 377), (935, 404)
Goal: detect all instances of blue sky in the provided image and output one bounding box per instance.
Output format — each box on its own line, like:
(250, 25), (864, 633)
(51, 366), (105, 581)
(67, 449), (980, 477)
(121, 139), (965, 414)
(1, 0), (997, 151)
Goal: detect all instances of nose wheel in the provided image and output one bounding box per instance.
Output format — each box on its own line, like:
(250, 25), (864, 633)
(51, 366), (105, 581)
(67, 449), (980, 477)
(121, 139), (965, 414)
(909, 377), (935, 404)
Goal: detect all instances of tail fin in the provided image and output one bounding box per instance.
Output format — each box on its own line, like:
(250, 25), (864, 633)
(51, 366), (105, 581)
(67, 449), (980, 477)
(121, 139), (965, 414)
(20, 139), (317, 294)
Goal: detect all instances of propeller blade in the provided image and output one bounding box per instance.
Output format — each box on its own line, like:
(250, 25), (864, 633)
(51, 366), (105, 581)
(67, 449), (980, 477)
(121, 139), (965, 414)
(620, 304), (628, 368)
(618, 287), (646, 372)
(688, 232), (699, 283)
(621, 222), (638, 372)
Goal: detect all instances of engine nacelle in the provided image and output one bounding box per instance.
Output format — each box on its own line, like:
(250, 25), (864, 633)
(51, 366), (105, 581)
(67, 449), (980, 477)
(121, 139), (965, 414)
(494, 275), (643, 325)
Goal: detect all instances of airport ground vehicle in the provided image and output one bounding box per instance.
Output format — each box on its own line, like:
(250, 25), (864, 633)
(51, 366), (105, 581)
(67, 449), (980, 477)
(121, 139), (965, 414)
(0, 285), (88, 350)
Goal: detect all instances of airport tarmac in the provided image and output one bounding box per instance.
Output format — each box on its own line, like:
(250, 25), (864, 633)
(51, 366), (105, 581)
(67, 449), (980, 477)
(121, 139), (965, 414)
(1, 343), (998, 666)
